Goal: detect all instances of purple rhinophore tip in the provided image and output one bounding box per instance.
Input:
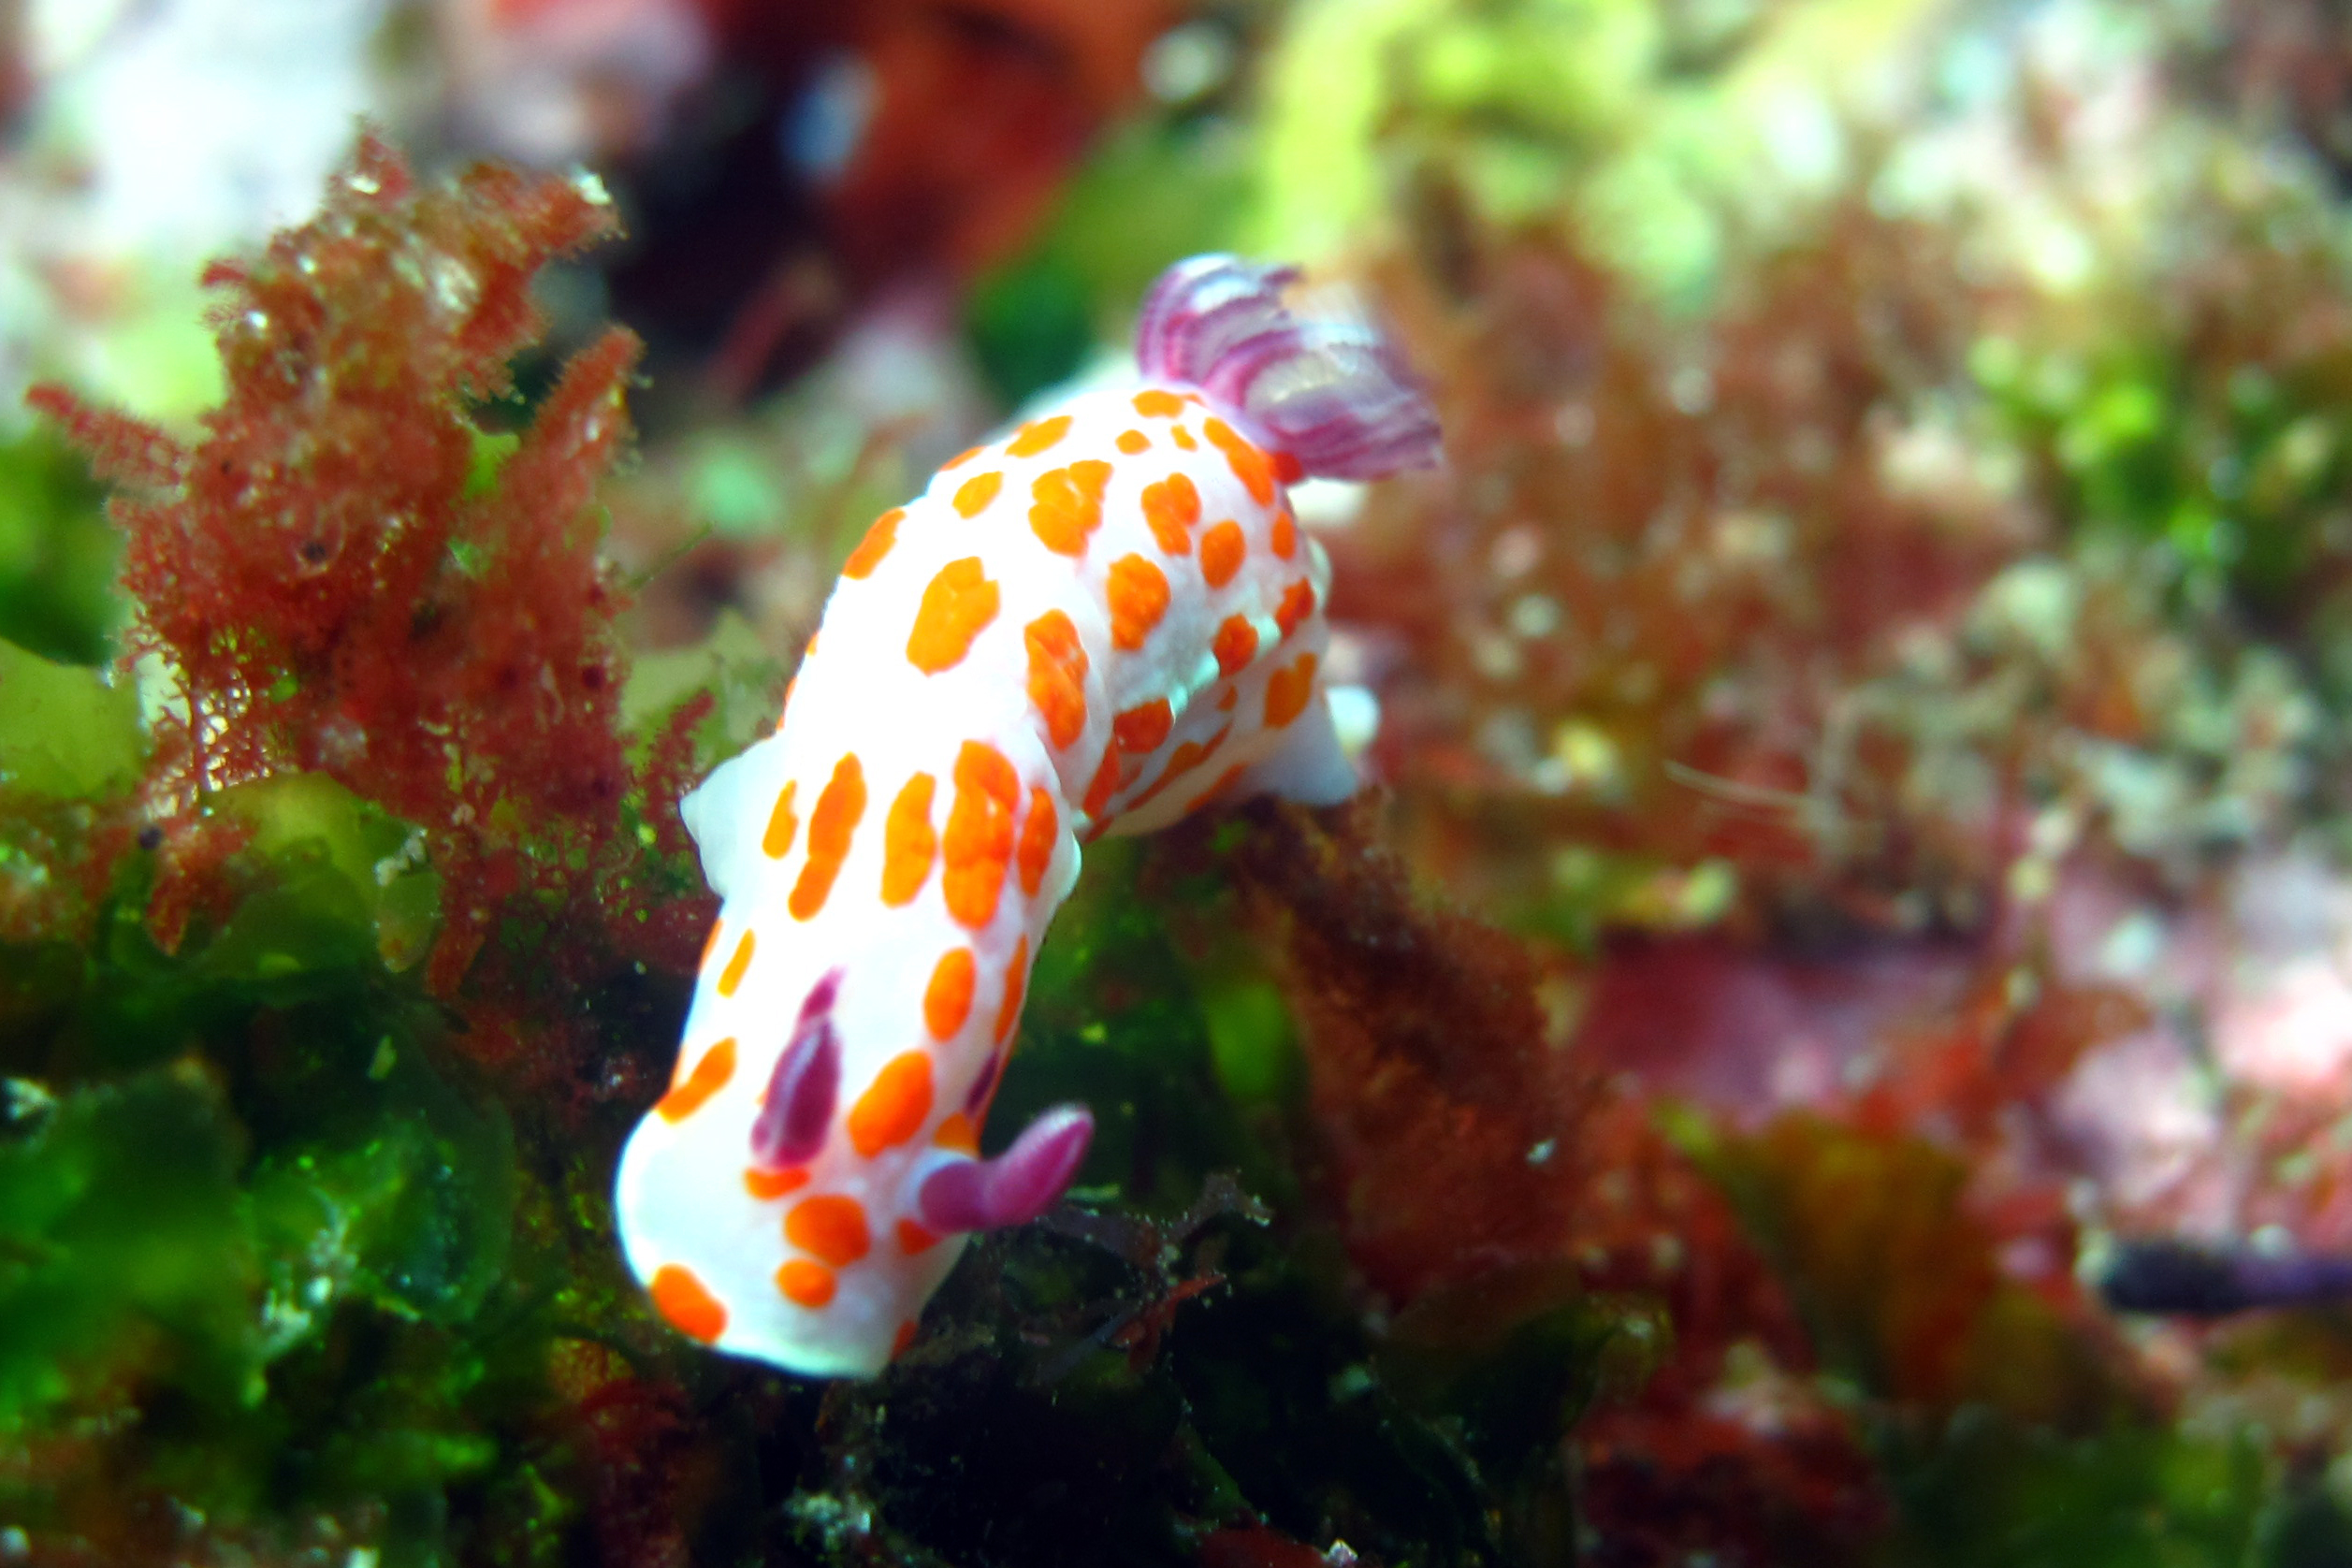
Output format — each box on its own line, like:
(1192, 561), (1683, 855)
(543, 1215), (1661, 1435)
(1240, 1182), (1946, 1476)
(917, 1104), (1096, 1233)
(1133, 254), (1442, 482)
(748, 969), (845, 1170)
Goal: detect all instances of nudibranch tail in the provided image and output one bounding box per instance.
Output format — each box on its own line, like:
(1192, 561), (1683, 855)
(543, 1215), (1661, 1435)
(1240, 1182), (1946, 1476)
(917, 1104), (1096, 1233)
(1134, 254), (1442, 481)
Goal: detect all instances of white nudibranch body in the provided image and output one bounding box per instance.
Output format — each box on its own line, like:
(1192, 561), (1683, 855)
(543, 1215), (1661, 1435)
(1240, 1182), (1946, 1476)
(613, 255), (1440, 1375)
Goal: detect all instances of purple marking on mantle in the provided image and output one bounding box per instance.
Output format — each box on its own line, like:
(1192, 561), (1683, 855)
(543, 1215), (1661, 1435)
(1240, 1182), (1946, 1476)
(748, 968), (844, 1170)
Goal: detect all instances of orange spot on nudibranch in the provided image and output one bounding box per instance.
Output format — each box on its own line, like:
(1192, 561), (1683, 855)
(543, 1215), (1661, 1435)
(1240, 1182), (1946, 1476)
(1082, 742), (1122, 820)
(777, 1260), (836, 1307)
(1274, 579), (1316, 639)
(698, 920), (723, 971)
(762, 779), (798, 859)
(907, 557), (1000, 674)
(1272, 450), (1305, 484)
(942, 444), (984, 470)
(1005, 414), (1072, 457)
(1270, 508), (1298, 559)
(1216, 686), (1238, 711)
(1116, 428), (1150, 454)
(1203, 762), (1248, 803)
(744, 1166), (810, 1200)
(849, 1051), (936, 1157)
(995, 936), (1029, 1045)
(787, 1194), (872, 1266)
(1265, 653), (1319, 729)
(789, 754), (866, 920)
(1212, 615), (1257, 676)
(1130, 725), (1230, 811)
(1016, 786), (1056, 897)
(933, 1111), (979, 1153)
(718, 932), (756, 997)
(843, 507), (903, 578)
(1113, 697), (1173, 754)
(944, 740), (1019, 928)
(1024, 610), (1090, 749)
(1029, 460), (1112, 555)
(1169, 425), (1198, 452)
(1198, 520), (1245, 588)
(1141, 472), (1199, 554)
(926, 948), (977, 1039)
(1204, 417), (1276, 505)
(1132, 388), (1184, 417)
(651, 1265), (728, 1342)
(952, 471), (1004, 516)
(657, 1036), (736, 1121)
(881, 772), (937, 907)
(896, 1219), (941, 1256)
(892, 1319), (921, 1357)
(1107, 555), (1170, 649)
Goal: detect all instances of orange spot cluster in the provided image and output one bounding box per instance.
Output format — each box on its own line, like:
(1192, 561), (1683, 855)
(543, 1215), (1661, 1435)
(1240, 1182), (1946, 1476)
(1132, 389), (1185, 418)
(1199, 520), (1246, 588)
(1025, 610), (1090, 748)
(1108, 554), (1170, 649)
(1030, 460), (1112, 556)
(1131, 723), (1232, 811)
(1204, 417), (1277, 505)
(744, 1166), (809, 1200)
(777, 1259), (835, 1307)
(953, 471), (1004, 516)
(657, 1036), (736, 1122)
(1114, 697), (1174, 754)
(1141, 472), (1199, 554)
(1265, 652), (1319, 728)
(927, 947), (977, 1038)
(651, 1265), (727, 1342)
(762, 780), (798, 859)
(944, 740), (1020, 927)
(1082, 742), (1123, 820)
(907, 557), (1000, 673)
(1275, 579), (1316, 639)
(719, 929), (757, 996)
(881, 772), (937, 906)
(1212, 615), (1258, 676)
(790, 754), (867, 919)
(849, 1051), (935, 1156)
(787, 1194), (872, 1265)
(1016, 786), (1056, 896)
(843, 508), (903, 578)
(1005, 414), (1071, 457)
(995, 936), (1030, 1044)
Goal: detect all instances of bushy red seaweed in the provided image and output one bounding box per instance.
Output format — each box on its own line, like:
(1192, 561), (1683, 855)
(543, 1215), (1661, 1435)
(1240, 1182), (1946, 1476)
(1213, 800), (1889, 1561)
(28, 133), (713, 1000)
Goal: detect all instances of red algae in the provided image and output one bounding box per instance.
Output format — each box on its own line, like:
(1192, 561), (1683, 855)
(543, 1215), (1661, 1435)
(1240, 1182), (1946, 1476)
(28, 133), (708, 995)
(1338, 209), (2035, 924)
(1212, 800), (1888, 1558)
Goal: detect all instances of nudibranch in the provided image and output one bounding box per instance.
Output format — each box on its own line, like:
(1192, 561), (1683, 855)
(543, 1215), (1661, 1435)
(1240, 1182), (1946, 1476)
(615, 255), (1441, 1376)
